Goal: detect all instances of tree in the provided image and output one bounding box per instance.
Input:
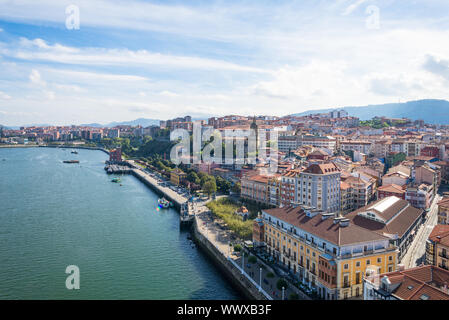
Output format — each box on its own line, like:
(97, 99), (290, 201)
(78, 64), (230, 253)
(276, 278), (288, 290)
(231, 182), (241, 194)
(248, 256), (257, 264)
(203, 180), (217, 198)
(187, 171), (200, 185)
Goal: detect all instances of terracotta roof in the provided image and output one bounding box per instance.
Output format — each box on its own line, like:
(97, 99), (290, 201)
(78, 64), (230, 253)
(429, 224), (449, 247)
(378, 266), (449, 300)
(340, 181), (351, 190)
(378, 184), (406, 194)
(303, 162), (340, 174)
(438, 197), (449, 209)
(346, 197), (423, 239)
(263, 206), (389, 246)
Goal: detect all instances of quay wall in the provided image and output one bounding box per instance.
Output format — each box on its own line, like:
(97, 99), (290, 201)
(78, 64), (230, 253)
(130, 169), (183, 210)
(191, 218), (267, 300)
(109, 160), (267, 300)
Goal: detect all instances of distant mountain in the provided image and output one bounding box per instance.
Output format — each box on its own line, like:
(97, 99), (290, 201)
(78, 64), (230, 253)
(78, 118), (161, 128)
(290, 99), (449, 124)
(104, 118), (161, 127)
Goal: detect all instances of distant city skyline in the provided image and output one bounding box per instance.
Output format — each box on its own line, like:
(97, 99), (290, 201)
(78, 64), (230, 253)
(1, 1), (449, 126)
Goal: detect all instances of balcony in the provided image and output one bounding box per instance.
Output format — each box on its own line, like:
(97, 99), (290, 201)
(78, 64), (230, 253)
(342, 283), (351, 289)
(439, 252), (449, 259)
(438, 264), (448, 270)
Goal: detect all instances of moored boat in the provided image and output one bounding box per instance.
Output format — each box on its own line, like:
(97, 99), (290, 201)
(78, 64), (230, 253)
(158, 197), (170, 209)
(63, 160), (79, 164)
(111, 177), (121, 183)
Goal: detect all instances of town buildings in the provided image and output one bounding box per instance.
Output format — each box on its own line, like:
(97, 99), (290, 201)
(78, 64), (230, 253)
(258, 204), (399, 300)
(426, 224), (449, 269)
(363, 265), (449, 300)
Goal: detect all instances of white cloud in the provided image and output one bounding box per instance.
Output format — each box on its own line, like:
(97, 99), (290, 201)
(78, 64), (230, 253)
(43, 90), (55, 100)
(29, 69), (46, 86)
(4, 38), (268, 73)
(341, 0), (368, 16)
(0, 91), (11, 99)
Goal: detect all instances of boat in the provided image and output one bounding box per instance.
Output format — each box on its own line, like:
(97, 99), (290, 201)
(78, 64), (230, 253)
(71, 150), (78, 154)
(158, 197), (170, 209)
(111, 177), (121, 183)
(63, 160), (79, 164)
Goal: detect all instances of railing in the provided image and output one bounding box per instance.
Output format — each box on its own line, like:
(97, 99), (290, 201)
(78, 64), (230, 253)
(439, 252), (449, 259)
(228, 258), (273, 300)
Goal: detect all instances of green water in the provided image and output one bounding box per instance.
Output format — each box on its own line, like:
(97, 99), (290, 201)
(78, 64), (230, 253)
(0, 147), (241, 299)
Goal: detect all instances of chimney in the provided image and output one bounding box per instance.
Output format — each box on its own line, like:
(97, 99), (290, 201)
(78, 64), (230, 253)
(322, 213), (334, 220)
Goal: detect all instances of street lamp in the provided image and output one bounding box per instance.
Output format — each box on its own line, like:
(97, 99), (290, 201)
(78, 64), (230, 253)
(241, 253), (244, 274)
(259, 267), (262, 291)
(282, 287), (285, 300)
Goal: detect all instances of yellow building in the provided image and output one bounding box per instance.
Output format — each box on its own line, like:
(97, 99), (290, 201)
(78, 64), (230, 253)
(437, 197), (449, 225)
(426, 225), (449, 270)
(170, 168), (186, 186)
(259, 197), (422, 299)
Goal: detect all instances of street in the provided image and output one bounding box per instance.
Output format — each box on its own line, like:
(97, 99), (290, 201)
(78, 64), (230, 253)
(400, 193), (441, 268)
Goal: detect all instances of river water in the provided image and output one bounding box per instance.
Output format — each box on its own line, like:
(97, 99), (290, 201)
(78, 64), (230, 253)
(0, 147), (241, 299)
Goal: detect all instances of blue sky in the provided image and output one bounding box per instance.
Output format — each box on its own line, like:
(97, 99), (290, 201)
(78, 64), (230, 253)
(1, 0), (449, 126)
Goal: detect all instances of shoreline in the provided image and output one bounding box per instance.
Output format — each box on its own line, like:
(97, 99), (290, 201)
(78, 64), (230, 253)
(0, 144), (110, 154)
(1, 146), (263, 300)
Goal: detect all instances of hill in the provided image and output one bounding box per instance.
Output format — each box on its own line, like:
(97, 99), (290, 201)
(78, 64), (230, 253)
(290, 99), (449, 124)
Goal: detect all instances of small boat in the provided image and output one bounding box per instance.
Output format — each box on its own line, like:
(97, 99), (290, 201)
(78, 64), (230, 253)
(158, 197), (170, 209)
(111, 177), (121, 183)
(63, 160), (79, 164)
(71, 150), (78, 154)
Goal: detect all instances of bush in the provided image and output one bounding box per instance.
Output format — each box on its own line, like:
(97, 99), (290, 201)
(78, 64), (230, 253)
(289, 293), (299, 300)
(233, 244), (242, 252)
(206, 198), (253, 239)
(266, 272), (274, 278)
(276, 278), (288, 290)
(248, 256), (257, 264)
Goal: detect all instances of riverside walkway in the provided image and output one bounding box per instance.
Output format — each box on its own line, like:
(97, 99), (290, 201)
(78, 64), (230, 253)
(124, 160), (307, 300)
(126, 160), (188, 207)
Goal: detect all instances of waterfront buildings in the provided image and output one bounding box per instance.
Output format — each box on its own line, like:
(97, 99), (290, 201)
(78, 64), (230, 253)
(259, 204), (399, 300)
(170, 168), (187, 186)
(109, 147), (122, 163)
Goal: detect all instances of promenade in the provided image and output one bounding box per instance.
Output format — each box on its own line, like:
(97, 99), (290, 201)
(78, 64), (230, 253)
(126, 160), (188, 207)
(125, 160), (309, 300)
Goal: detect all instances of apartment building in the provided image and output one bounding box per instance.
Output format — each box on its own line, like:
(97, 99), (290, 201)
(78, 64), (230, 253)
(437, 197), (449, 225)
(426, 225), (449, 270)
(280, 169), (300, 207)
(297, 163), (341, 213)
(241, 174), (269, 205)
(340, 140), (372, 155)
(405, 183), (434, 211)
(259, 205), (398, 300)
(377, 184), (406, 200)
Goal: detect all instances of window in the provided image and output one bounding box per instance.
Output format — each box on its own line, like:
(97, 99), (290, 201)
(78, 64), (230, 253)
(344, 264), (349, 270)
(356, 261), (361, 267)
(388, 255), (393, 261)
(366, 260), (371, 265)
(377, 258), (381, 263)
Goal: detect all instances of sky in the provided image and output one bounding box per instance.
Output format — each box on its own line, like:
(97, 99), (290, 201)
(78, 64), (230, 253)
(1, 0), (449, 126)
